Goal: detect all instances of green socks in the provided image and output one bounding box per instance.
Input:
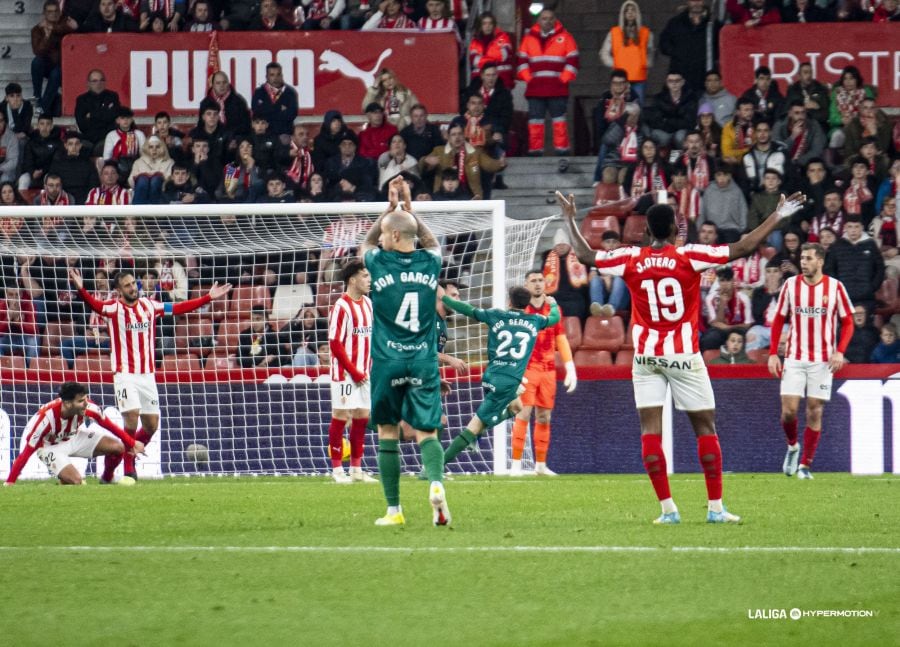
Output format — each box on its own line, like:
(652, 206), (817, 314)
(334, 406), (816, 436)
(419, 436), (444, 483)
(377, 438), (401, 506)
(444, 428), (478, 464)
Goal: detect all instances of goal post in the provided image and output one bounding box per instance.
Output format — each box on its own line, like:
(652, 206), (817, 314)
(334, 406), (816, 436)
(0, 200), (551, 479)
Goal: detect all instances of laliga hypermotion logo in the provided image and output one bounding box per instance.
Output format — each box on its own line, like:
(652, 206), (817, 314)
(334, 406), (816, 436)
(318, 48), (393, 90)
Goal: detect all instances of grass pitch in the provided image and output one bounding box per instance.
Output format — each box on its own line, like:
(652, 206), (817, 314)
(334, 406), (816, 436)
(0, 473), (897, 646)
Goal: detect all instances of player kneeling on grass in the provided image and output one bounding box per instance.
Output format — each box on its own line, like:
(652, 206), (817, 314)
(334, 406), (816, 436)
(4, 382), (145, 486)
(559, 188), (805, 524)
(442, 287), (560, 465)
(327, 259), (377, 484)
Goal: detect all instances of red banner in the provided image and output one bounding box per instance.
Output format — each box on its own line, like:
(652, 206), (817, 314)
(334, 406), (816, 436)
(720, 23), (900, 106)
(61, 31), (458, 118)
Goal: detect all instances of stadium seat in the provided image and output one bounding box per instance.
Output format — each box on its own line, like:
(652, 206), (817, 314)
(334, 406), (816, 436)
(29, 356), (68, 373)
(159, 355), (202, 373)
(0, 355), (27, 370)
(176, 315), (215, 357)
(580, 315), (625, 353)
(271, 284), (315, 320)
(573, 349), (613, 366)
(563, 316), (582, 351)
(73, 353), (107, 375)
(215, 320), (248, 355)
(231, 284), (272, 316)
(620, 320), (636, 351)
(205, 351), (237, 371)
(580, 214), (621, 249)
(875, 278), (899, 316)
(315, 282), (345, 312)
(622, 214), (647, 245)
(747, 349), (768, 364)
(702, 349), (721, 363)
(614, 350), (633, 365)
(42, 320), (75, 357)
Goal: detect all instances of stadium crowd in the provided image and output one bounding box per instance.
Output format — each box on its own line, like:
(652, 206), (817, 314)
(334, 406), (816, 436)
(0, 0), (898, 372)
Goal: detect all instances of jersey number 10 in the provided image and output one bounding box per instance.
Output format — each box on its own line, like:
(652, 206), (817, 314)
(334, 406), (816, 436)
(640, 278), (685, 323)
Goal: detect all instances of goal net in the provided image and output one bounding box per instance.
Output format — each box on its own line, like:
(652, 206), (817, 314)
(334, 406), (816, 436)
(0, 201), (550, 480)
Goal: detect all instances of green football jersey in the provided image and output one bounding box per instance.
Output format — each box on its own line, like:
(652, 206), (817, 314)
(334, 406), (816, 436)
(475, 308), (553, 384)
(365, 247), (441, 362)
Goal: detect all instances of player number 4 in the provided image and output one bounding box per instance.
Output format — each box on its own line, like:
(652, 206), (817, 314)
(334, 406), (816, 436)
(394, 292), (420, 332)
(640, 277), (685, 323)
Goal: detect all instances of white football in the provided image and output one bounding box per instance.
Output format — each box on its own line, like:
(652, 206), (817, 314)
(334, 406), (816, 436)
(186, 443), (210, 465)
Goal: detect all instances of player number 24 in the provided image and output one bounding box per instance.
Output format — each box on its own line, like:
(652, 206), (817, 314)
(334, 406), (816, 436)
(640, 277), (685, 322)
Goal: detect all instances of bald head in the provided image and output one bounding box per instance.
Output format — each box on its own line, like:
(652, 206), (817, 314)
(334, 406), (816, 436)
(380, 209), (418, 251)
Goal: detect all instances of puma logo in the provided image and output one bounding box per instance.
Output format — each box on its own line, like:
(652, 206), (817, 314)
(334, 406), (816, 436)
(318, 49), (393, 91)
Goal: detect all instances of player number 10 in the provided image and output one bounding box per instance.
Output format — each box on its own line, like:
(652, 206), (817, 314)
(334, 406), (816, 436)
(640, 277), (685, 322)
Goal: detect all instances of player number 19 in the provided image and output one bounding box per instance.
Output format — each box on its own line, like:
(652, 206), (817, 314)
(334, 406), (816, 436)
(640, 277), (685, 322)
(394, 292), (420, 332)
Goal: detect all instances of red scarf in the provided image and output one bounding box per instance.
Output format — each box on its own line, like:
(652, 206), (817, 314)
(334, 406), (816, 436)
(843, 180), (872, 215)
(683, 153), (710, 191)
(481, 86), (492, 105)
(158, 260), (175, 291)
(148, 0), (173, 18)
(455, 148), (467, 186)
(379, 14), (414, 28)
(307, 0), (337, 20)
(788, 120), (809, 161)
(735, 120), (753, 148)
(543, 249), (588, 292)
(604, 96), (625, 122)
(464, 113), (486, 148)
(224, 163), (250, 191)
(209, 87), (231, 124)
(39, 190), (69, 206)
(732, 253), (762, 288)
(287, 142), (313, 188)
(670, 183), (701, 221)
(264, 83), (283, 104)
(879, 215), (897, 248)
(111, 128), (139, 159)
(120, 0), (140, 17)
(835, 87), (866, 120)
(618, 125), (639, 164)
(629, 161), (666, 198)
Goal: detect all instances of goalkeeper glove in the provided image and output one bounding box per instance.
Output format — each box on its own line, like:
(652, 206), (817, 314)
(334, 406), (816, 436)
(563, 361), (577, 393)
(776, 195), (805, 220)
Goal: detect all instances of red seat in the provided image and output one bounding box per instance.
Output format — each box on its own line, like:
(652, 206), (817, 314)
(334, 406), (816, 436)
(614, 349), (634, 365)
(231, 285), (271, 316)
(191, 285), (229, 321)
(747, 348), (768, 364)
(159, 354), (202, 373)
(29, 356), (69, 376)
(573, 349), (613, 366)
(42, 320), (75, 357)
(0, 355), (27, 370)
(315, 282), (345, 311)
(563, 316), (582, 352)
(875, 278), (899, 315)
(215, 320), (248, 355)
(176, 315), (215, 356)
(206, 352), (237, 371)
(73, 353), (108, 375)
(620, 320), (635, 351)
(622, 214), (647, 245)
(702, 349), (720, 363)
(580, 315), (625, 353)
(580, 215), (621, 249)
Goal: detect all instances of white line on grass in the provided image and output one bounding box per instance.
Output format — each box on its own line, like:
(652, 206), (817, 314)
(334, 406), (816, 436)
(0, 546), (898, 554)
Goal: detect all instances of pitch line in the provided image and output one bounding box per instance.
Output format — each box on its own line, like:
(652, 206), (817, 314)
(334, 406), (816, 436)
(0, 546), (898, 554)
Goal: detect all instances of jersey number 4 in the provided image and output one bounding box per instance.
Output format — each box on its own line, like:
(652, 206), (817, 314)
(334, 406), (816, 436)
(395, 292), (421, 332)
(640, 277), (685, 323)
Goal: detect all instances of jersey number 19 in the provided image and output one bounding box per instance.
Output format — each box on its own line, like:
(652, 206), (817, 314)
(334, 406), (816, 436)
(640, 277), (685, 322)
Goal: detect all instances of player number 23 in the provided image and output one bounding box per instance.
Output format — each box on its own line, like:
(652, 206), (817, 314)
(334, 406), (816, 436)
(496, 330), (529, 359)
(640, 277), (685, 322)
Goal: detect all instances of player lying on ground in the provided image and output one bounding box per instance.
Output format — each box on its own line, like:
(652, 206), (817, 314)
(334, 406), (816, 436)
(559, 189), (805, 524)
(326, 259), (378, 484)
(767, 242), (854, 480)
(5, 381), (145, 486)
(441, 287), (560, 465)
(361, 176), (451, 526)
(69, 267), (231, 482)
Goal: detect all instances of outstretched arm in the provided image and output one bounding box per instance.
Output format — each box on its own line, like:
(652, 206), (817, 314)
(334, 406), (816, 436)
(728, 192), (805, 261)
(441, 295), (478, 320)
(69, 267), (107, 315)
(556, 192), (596, 267)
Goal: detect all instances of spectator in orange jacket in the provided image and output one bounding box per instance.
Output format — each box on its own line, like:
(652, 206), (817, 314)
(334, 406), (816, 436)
(468, 12), (514, 89)
(599, 0), (654, 105)
(517, 9), (579, 156)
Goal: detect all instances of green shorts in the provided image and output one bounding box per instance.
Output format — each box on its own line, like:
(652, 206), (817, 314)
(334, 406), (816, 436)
(371, 358), (443, 431)
(475, 378), (520, 427)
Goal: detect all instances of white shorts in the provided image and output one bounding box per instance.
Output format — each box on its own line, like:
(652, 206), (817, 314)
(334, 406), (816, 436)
(632, 353), (716, 412)
(331, 379), (371, 411)
(36, 428), (105, 478)
(780, 358), (833, 401)
(114, 373), (161, 415)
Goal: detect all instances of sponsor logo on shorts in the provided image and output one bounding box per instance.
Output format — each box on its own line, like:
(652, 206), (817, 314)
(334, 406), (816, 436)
(391, 377), (423, 387)
(634, 356), (693, 370)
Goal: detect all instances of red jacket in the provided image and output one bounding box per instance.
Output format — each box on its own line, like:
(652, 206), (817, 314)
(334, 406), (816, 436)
(0, 292), (38, 336)
(358, 122), (398, 160)
(469, 29), (515, 89)
(517, 20), (579, 98)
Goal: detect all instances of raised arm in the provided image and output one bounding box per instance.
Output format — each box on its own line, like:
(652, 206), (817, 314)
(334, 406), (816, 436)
(170, 282), (231, 316)
(441, 295), (478, 320)
(556, 192), (596, 267)
(69, 267), (107, 316)
(728, 192), (805, 261)
(361, 176), (404, 258)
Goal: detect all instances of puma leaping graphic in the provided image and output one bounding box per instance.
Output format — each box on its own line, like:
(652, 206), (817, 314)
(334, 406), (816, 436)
(318, 48), (393, 90)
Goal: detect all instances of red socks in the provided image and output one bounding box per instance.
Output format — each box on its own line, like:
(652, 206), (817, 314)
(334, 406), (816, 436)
(533, 423), (551, 463)
(328, 418), (346, 468)
(782, 418), (799, 446)
(511, 418), (528, 460)
(349, 418), (367, 468)
(102, 452), (123, 482)
(800, 427), (821, 467)
(641, 434), (671, 501)
(697, 435), (723, 501)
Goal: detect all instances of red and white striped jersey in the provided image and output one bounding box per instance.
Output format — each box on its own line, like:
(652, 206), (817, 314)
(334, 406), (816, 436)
(85, 185), (132, 206)
(595, 243), (731, 355)
(24, 398), (109, 449)
(328, 293), (373, 382)
(772, 275), (853, 362)
(417, 16), (462, 45)
(96, 296), (165, 374)
(322, 217), (372, 258)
